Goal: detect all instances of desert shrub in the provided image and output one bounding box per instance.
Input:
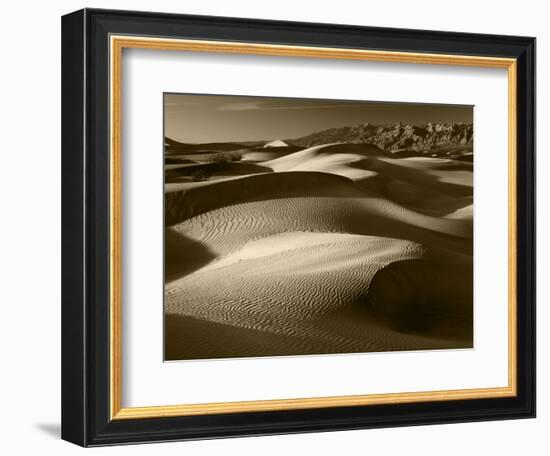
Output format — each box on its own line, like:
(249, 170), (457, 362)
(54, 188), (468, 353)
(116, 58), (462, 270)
(211, 151), (242, 163)
(228, 151), (242, 162)
(191, 169), (211, 182)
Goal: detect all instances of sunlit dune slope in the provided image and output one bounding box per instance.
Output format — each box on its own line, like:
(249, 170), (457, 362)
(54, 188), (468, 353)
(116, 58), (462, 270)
(166, 231), (470, 360)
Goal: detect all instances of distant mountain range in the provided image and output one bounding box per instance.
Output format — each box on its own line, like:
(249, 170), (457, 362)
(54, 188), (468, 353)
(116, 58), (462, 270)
(290, 122), (473, 153)
(166, 122), (473, 158)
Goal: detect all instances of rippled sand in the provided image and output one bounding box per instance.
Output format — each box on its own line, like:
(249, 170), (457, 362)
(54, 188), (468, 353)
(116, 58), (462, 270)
(165, 144), (473, 360)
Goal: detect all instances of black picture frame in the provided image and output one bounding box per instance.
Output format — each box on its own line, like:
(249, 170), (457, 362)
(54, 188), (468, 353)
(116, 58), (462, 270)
(62, 8), (535, 447)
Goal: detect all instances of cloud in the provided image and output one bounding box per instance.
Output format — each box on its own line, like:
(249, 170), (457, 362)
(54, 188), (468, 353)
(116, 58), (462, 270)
(165, 101), (202, 114)
(165, 101), (199, 108)
(218, 101), (370, 111)
(167, 110), (196, 114)
(218, 101), (263, 111)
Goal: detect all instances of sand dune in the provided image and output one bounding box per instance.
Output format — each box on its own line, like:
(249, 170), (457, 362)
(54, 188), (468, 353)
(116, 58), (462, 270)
(177, 232), (423, 279)
(264, 139), (289, 148)
(165, 171), (363, 226)
(166, 231), (469, 359)
(164, 141), (473, 360)
(241, 151), (288, 161)
(263, 143), (382, 180)
(241, 146), (303, 162)
(370, 157), (472, 195)
(445, 204), (474, 220)
(262, 144), (472, 214)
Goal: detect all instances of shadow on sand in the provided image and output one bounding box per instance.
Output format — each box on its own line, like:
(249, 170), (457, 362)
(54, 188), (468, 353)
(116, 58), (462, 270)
(165, 229), (218, 282)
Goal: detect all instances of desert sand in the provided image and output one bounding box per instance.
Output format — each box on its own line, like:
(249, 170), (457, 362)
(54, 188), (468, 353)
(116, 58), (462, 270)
(164, 142), (473, 360)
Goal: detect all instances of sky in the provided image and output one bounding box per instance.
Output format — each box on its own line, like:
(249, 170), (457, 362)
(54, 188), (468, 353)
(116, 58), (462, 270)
(165, 93), (473, 143)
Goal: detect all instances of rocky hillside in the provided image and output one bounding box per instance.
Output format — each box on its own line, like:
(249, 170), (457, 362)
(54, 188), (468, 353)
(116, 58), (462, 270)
(291, 122), (473, 153)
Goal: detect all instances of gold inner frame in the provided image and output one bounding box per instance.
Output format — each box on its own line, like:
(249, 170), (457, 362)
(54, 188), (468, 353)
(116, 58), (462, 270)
(109, 35), (518, 420)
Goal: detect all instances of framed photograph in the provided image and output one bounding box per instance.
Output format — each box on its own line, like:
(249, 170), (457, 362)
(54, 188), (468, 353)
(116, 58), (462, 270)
(61, 8), (535, 447)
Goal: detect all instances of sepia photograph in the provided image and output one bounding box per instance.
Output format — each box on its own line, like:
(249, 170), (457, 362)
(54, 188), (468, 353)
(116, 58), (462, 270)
(58, 6), (536, 447)
(163, 93), (474, 361)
